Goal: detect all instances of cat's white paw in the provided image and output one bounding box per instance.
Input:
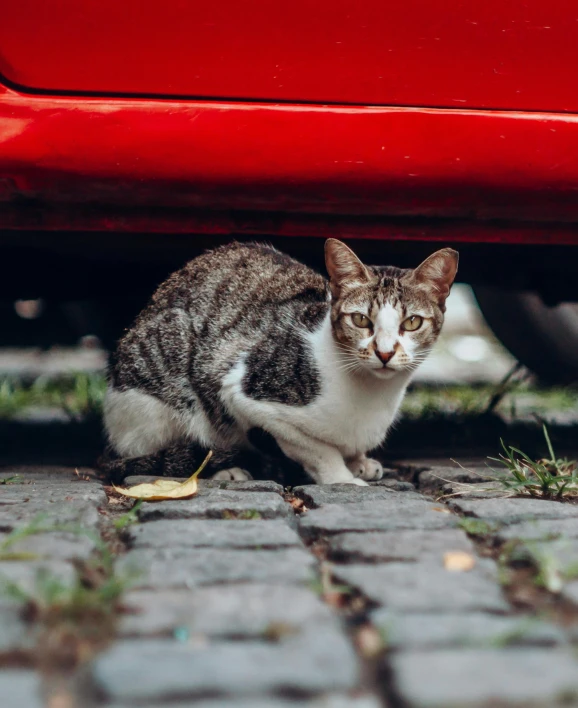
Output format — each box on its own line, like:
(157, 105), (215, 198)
(348, 477), (369, 486)
(211, 467), (253, 481)
(348, 456), (384, 482)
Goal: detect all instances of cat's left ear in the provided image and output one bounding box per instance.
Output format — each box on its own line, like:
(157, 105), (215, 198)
(325, 239), (371, 298)
(412, 248), (459, 308)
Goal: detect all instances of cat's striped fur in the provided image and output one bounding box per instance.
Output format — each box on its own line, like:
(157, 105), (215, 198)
(102, 239), (457, 485)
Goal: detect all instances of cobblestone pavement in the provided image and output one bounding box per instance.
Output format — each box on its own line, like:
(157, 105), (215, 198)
(1, 463), (578, 707)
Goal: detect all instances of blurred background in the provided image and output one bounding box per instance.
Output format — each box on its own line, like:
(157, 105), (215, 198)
(0, 284), (513, 384)
(1, 285), (577, 433)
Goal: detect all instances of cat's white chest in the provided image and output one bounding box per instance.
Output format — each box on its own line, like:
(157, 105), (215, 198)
(298, 316), (410, 456)
(306, 364), (406, 457)
(220, 314), (411, 459)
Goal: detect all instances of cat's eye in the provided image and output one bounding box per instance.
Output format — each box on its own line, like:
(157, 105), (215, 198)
(351, 313), (372, 329)
(401, 315), (423, 332)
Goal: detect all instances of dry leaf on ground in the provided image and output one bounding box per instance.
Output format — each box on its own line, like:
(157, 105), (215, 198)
(443, 550), (476, 572)
(112, 452), (212, 501)
(355, 624), (385, 658)
(288, 497), (308, 513)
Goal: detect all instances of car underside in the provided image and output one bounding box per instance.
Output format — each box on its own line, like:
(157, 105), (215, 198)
(1, 0), (578, 380)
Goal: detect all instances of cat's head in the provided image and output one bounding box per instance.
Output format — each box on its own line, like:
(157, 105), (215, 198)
(325, 239), (458, 379)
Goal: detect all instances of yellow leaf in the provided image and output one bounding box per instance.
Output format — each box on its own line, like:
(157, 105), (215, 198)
(443, 550), (476, 572)
(112, 451), (212, 501)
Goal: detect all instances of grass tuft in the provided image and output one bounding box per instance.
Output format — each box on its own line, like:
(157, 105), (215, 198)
(0, 373), (106, 421)
(0, 516), (138, 670)
(221, 509), (262, 520)
(457, 518), (498, 537)
(442, 425), (578, 503)
(490, 425), (578, 500)
(0, 474), (23, 485)
(497, 539), (578, 595)
(113, 500), (143, 531)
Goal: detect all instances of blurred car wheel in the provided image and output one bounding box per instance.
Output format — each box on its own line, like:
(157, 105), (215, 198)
(473, 287), (578, 385)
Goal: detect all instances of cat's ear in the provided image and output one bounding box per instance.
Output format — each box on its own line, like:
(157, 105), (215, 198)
(412, 248), (459, 308)
(325, 239), (371, 297)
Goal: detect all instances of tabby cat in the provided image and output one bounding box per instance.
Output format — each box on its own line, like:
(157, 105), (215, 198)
(103, 239), (458, 485)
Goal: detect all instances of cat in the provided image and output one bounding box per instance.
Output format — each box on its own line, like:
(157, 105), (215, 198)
(101, 239), (458, 486)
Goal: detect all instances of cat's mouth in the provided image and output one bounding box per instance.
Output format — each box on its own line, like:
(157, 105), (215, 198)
(370, 365), (398, 379)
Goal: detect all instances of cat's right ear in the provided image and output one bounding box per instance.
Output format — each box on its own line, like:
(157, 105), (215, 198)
(325, 239), (371, 298)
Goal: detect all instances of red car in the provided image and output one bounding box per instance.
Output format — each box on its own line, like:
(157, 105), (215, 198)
(1, 1), (577, 381)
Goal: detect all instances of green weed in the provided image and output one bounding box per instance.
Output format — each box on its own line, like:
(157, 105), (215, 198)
(497, 538), (578, 594)
(488, 618), (545, 648)
(221, 509), (262, 520)
(238, 510), (262, 520)
(113, 500), (143, 531)
(0, 475), (22, 485)
(490, 425), (578, 500)
(0, 516), (138, 668)
(401, 380), (578, 421)
(0, 373), (106, 421)
(457, 518), (498, 537)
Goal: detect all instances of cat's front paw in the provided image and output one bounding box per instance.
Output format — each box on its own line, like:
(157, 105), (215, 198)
(347, 456), (384, 482)
(211, 467), (253, 482)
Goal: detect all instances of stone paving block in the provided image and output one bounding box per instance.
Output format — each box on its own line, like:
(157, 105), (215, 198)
(124, 477), (284, 494)
(293, 484), (424, 508)
(0, 607), (38, 656)
(0, 670), (43, 708)
(128, 519), (301, 550)
(518, 539), (578, 571)
(333, 560), (509, 613)
(328, 529), (474, 563)
(448, 497), (578, 524)
(0, 560), (76, 595)
(0, 531), (96, 561)
(418, 465), (495, 492)
(373, 610), (566, 649)
(92, 630), (360, 701)
(371, 479), (416, 491)
(390, 648), (578, 707)
(137, 490), (290, 522)
(440, 482), (506, 499)
(397, 458), (489, 471)
(0, 466), (98, 483)
(118, 547), (316, 589)
(106, 697), (382, 708)
(299, 500), (456, 538)
(0, 501), (101, 532)
(120, 583), (334, 637)
(0, 484), (107, 506)
(496, 518), (578, 542)
(562, 581), (578, 609)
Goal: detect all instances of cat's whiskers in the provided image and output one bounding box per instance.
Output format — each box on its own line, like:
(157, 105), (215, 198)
(335, 352), (364, 374)
(403, 348), (433, 372)
(335, 342), (359, 355)
(335, 356), (361, 371)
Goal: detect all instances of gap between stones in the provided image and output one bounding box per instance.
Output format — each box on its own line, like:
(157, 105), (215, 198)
(410, 462), (578, 626)
(288, 459), (578, 708)
(0, 488), (141, 705)
(283, 488), (389, 707)
(13, 463), (578, 707)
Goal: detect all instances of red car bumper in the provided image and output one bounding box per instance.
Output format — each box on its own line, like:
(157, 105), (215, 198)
(2, 83), (578, 245)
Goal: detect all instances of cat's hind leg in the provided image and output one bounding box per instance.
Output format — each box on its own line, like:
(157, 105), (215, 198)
(104, 387), (185, 459)
(98, 441), (258, 484)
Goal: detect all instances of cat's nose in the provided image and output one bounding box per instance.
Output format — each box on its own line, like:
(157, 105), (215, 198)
(376, 349), (395, 365)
